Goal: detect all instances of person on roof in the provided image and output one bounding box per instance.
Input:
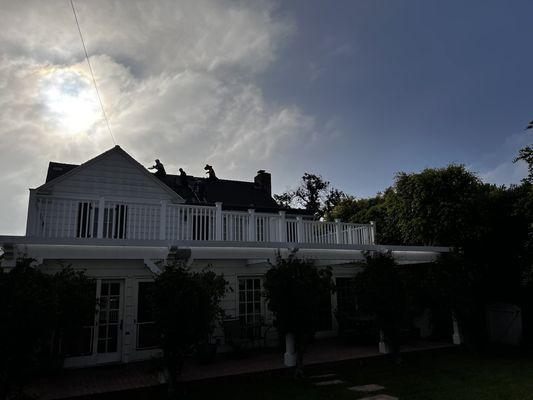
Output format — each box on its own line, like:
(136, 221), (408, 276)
(179, 168), (189, 187)
(204, 164), (218, 181)
(148, 159), (166, 178)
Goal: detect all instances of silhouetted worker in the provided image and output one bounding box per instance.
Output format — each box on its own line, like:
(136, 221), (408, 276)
(204, 164), (218, 181)
(179, 168), (189, 187)
(148, 159), (166, 178)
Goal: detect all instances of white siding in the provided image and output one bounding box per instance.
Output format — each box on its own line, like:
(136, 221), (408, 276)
(48, 150), (176, 202)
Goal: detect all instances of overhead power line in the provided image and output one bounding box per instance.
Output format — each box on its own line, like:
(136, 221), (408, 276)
(70, 0), (116, 145)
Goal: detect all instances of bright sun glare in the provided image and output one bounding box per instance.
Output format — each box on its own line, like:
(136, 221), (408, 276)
(40, 68), (101, 135)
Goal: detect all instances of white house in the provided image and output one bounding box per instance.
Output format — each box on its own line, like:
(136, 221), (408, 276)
(0, 145), (450, 368)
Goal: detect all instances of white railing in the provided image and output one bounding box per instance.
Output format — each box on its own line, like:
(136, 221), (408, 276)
(27, 196), (376, 246)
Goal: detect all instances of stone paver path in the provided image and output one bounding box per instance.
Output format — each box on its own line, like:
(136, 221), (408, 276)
(359, 395), (398, 400)
(348, 384), (385, 392)
(309, 373), (338, 379)
(313, 379), (345, 386)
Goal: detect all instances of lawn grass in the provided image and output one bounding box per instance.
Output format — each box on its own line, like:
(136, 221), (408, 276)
(181, 348), (533, 400)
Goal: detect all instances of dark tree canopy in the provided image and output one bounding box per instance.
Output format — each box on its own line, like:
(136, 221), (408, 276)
(353, 252), (418, 357)
(263, 251), (334, 368)
(332, 165), (497, 247)
(387, 165), (488, 246)
(0, 259), (95, 397)
(149, 263), (226, 396)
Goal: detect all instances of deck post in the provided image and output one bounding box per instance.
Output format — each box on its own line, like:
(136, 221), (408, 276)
(278, 211), (287, 242)
(159, 200), (167, 240)
(370, 220), (376, 244)
(296, 216), (304, 243)
(335, 218), (342, 244)
(248, 209), (256, 242)
(97, 197), (105, 238)
(215, 202), (223, 240)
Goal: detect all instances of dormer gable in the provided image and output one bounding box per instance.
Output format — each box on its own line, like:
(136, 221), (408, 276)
(36, 146), (184, 203)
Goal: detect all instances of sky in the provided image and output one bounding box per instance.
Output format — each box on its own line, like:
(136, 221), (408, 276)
(0, 0), (532, 235)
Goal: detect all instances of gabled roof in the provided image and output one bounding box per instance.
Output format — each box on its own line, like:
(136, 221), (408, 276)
(37, 145), (185, 202)
(46, 162), (77, 182)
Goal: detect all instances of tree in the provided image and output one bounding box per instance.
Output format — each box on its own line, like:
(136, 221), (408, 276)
(263, 251), (334, 376)
(332, 165), (489, 247)
(272, 192), (294, 209)
(274, 173), (349, 219)
(0, 258), (95, 398)
(388, 165), (488, 246)
(149, 263), (227, 398)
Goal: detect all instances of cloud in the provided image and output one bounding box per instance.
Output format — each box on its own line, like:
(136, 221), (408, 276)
(479, 160), (527, 186)
(0, 0), (318, 235)
(474, 132), (530, 186)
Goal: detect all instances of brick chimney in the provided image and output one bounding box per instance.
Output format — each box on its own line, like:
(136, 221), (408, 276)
(254, 170), (271, 196)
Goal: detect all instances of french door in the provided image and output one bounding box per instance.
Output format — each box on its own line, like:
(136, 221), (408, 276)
(94, 280), (124, 363)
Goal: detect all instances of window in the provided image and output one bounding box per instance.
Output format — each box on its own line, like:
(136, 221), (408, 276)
(336, 277), (357, 317)
(103, 204), (128, 239)
(76, 202), (97, 238)
(136, 282), (158, 349)
(76, 202), (128, 239)
(335, 277), (362, 332)
(238, 277), (262, 340)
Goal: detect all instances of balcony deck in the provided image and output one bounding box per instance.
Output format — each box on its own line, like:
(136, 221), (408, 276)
(26, 196), (376, 247)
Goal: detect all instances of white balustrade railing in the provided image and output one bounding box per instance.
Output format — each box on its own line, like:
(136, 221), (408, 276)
(166, 204), (216, 241)
(28, 196), (376, 245)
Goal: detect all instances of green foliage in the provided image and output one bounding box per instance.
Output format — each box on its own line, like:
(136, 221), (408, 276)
(331, 189), (401, 244)
(263, 251), (334, 366)
(0, 258), (95, 397)
(388, 165), (487, 246)
(332, 164), (532, 251)
(149, 263), (226, 395)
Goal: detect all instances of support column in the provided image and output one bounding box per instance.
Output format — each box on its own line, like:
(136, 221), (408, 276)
(278, 211), (287, 243)
(284, 333), (297, 367)
(452, 311), (462, 345)
(378, 330), (390, 354)
(248, 209), (256, 242)
(215, 202), (223, 241)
